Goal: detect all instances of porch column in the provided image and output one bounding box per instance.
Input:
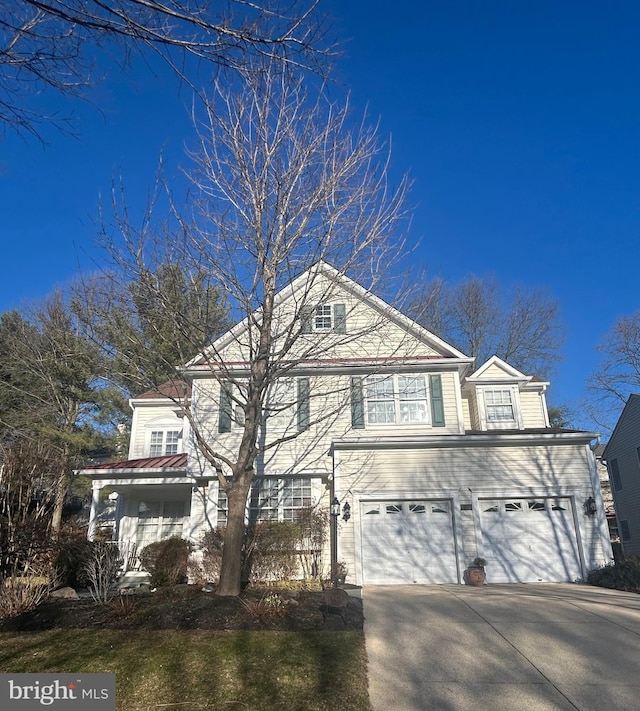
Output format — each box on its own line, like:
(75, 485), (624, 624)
(87, 482), (101, 541)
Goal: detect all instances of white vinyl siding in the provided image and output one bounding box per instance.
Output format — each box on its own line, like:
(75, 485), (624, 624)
(335, 439), (610, 585)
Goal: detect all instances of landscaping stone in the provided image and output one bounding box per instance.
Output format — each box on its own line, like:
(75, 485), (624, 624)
(49, 587), (79, 600)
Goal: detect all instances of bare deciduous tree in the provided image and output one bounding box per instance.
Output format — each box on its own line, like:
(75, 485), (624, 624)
(410, 275), (563, 379)
(82, 60), (411, 596)
(1, 0), (327, 136)
(586, 311), (640, 432)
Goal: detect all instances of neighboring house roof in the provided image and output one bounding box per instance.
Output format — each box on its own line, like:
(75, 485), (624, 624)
(79, 453), (187, 474)
(602, 393), (640, 460)
(134, 381), (192, 401)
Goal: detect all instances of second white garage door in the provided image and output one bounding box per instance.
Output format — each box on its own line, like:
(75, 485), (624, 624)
(360, 500), (459, 584)
(479, 498), (582, 583)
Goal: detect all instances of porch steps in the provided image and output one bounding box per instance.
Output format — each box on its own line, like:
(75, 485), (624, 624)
(116, 571), (151, 590)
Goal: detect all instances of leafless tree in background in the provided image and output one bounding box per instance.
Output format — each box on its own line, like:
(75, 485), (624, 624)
(586, 311), (640, 433)
(1, 0), (328, 136)
(410, 275), (563, 379)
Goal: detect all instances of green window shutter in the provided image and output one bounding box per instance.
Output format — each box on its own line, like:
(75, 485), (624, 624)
(300, 305), (314, 334)
(351, 376), (365, 429)
(218, 385), (232, 433)
(429, 374), (445, 427)
(297, 377), (310, 431)
(334, 303), (346, 333)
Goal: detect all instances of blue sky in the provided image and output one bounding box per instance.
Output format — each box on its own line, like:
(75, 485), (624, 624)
(1, 1), (640, 426)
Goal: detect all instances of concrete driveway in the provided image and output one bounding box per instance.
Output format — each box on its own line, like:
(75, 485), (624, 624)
(362, 584), (640, 711)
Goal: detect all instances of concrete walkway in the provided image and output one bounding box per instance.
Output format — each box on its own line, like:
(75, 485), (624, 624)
(363, 583), (640, 711)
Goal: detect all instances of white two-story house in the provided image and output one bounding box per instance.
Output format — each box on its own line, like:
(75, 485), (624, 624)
(81, 262), (613, 585)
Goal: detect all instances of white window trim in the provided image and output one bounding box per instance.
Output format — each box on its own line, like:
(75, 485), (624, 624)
(144, 418), (184, 457)
(364, 374), (431, 427)
(313, 304), (334, 332)
(135, 499), (189, 545)
(216, 476), (322, 527)
(477, 385), (523, 430)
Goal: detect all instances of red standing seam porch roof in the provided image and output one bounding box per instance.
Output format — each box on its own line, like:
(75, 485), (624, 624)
(80, 453), (187, 472)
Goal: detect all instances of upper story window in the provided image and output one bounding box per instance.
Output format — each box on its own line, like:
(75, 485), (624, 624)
(478, 385), (522, 430)
(365, 375), (428, 425)
(314, 305), (333, 331)
(149, 429), (181, 456)
(609, 458), (622, 491)
(219, 377), (310, 434)
(484, 389), (515, 422)
(301, 303), (346, 334)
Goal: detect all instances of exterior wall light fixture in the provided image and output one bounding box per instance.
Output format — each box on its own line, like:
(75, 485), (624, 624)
(584, 496), (597, 516)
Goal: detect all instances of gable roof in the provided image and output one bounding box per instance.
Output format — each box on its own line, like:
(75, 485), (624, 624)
(602, 393), (640, 460)
(186, 260), (472, 370)
(464, 355), (549, 389)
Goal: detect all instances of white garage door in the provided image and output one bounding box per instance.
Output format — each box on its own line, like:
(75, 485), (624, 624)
(479, 498), (582, 583)
(361, 500), (459, 584)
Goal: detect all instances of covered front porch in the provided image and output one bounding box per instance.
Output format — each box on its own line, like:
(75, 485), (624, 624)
(78, 454), (217, 572)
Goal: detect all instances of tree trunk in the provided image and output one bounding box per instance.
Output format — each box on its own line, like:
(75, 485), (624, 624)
(216, 480), (251, 596)
(50, 472), (68, 539)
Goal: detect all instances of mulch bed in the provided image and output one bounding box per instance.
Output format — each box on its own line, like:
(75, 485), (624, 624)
(0, 584), (364, 633)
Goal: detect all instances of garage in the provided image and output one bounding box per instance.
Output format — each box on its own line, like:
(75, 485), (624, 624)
(479, 498), (582, 583)
(360, 499), (459, 584)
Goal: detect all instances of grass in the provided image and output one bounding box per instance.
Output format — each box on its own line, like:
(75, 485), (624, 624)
(0, 629), (371, 711)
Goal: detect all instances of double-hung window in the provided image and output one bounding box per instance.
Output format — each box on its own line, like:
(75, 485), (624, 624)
(301, 303), (346, 334)
(365, 375), (428, 425)
(149, 429), (181, 456)
(479, 385), (521, 429)
(314, 305), (333, 331)
(484, 389), (515, 422)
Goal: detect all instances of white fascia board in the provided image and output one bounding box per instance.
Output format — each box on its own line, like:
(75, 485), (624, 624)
(466, 355), (529, 382)
(77, 467), (187, 479)
(331, 430), (600, 452)
(90, 476), (192, 488)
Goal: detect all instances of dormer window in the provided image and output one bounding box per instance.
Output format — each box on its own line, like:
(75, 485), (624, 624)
(478, 385), (523, 430)
(484, 389), (515, 422)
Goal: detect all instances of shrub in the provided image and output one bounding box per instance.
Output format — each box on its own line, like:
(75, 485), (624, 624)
(245, 521), (300, 583)
(83, 542), (121, 604)
(238, 592), (287, 619)
(0, 563), (55, 620)
(55, 540), (96, 589)
(295, 506), (327, 580)
(139, 537), (190, 588)
(587, 555), (640, 593)
(192, 528), (225, 584)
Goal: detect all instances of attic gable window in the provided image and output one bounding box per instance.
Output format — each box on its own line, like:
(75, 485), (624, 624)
(301, 303), (346, 334)
(315, 305), (333, 330)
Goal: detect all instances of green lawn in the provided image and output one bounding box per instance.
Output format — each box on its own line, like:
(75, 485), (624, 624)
(0, 630), (371, 711)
